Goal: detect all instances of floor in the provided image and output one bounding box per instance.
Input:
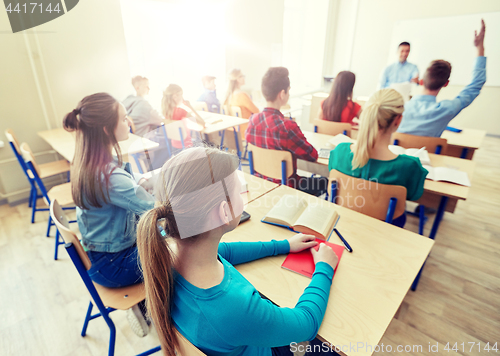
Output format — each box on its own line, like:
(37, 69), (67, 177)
(0, 136), (499, 356)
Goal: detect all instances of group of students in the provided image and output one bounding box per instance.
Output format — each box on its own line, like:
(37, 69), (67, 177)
(61, 20), (486, 356)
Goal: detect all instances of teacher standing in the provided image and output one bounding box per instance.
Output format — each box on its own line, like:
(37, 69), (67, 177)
(379, 42), (419, 89)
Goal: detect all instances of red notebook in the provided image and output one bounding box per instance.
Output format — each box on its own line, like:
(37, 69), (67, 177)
(281, 239), (344, 278)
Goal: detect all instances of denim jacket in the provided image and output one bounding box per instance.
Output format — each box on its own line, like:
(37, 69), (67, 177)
(77, 160), (155, 253)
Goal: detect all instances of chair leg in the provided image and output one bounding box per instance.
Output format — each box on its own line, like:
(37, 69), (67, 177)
(81, 302), (93, 337)
(136, 346), (162, 356)
(31, 191), (37, 223)
(418, 204), (425, 235)
(28, 186), (34, 207)
(54, 230), (61, 260)
(102, 312), (117, 356)
(46, 215), (53, 237)
(411, 264), (424, 291)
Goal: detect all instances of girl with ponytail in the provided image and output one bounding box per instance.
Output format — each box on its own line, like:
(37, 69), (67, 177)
(328, 89), (428, 227)
(63, 92), (155, 336)
(137, 146), (340, 356)
(224, 68), (259, 119)
(161, 84), (205, 150)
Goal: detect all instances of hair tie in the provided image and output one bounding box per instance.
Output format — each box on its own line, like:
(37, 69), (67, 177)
(157, 223), (167, 237)
(72, 108), (81, 116)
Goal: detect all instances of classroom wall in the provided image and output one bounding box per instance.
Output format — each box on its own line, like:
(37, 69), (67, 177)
(332, 0), (500, 136)
(0, 0), (131, 203)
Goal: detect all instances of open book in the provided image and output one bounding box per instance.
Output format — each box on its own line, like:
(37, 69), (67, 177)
(328, 134), (355, 147)
(422, 165), (471, 186)
(281, 238), (344, 278)
(261, 195), (340, 240)
(388, 145), (431, 165)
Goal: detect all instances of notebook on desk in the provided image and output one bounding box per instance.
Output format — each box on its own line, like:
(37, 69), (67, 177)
(281, 238), (344, 278)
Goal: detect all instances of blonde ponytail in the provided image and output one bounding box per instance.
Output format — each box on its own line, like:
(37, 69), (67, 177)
(137, 205), (178, 356)
(161, 84), (182, 121)
(352, 89), (404, 169)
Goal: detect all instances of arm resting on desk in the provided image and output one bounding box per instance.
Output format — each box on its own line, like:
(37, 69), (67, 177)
(218, 240), (290, 265)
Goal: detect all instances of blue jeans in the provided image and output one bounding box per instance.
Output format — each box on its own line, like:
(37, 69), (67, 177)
(87, 244), (143, 288)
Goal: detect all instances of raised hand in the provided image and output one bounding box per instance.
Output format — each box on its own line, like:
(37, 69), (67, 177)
(473, 19), (485, 49)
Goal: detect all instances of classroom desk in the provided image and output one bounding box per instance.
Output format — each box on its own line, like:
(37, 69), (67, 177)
(38, 128), (159, 162)
(239, 171), (279, 205)
(350, 127), (486, 160)
(224, 185), (434, 356)
(299, 131), (475, 240)
(441, 127), (486, 159)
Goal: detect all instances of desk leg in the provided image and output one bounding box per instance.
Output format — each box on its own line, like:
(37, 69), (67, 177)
(219, 130), (225, 150)
(233, 129), (241, 159)
(460, 148), (469, 159)
(412, 196), (448, 291)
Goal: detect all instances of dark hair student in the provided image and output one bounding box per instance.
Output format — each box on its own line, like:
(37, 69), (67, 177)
(137, 146), (339, 356)
(320, 71), (361, 125)
(64, 92), (155, 337)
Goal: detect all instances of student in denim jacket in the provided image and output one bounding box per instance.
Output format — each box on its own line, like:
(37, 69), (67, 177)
(63, 92), (155, 336)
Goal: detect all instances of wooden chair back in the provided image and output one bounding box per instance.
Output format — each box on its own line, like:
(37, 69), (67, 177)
(309, 92), (329, 124)
(329, 170), (406, 221)
(193, 102), (208, 112)
(127, 116), (136, 134)
(313, 119), (351, 137)
(164, 120), (188, 142)
(247, 143), (293, 181)
(19, 142), (41, 177)
(5, 128), (21, 153)
(392, 132), (447, 155)
(220, 105), (229, 115)
(50, 199), (92, 270)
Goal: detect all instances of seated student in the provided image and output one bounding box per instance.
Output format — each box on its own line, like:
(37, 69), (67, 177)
(161, 84), (205, 150)
(224, 68), (260, 118)
(319, 71), (362, 125)
(398, 20), (486, 137)
(122, 76), (164, 137)
(328, 89), (428, 228)
(63, 93), (156, 337)
(137, 146), (339, 356)
(197, 75), (221, 113)
(246, 67), (328, 197)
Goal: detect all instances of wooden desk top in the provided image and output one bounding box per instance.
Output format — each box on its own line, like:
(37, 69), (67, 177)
(239, 171), (279, 205)
(302, 131), (475, 200)
(224, 186), (434, 356)
(38, 128), (159, 162)
(441, 127), (486, 149)
(198, 111), (248, 134)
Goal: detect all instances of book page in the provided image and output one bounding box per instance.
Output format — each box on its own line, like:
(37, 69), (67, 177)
(404, 148), (431, 166)
(422, 165), (434, 180)
(263, 195), (307, 227)
(293, 205), (339, 239)
(328, 134), (355, 147)
(434, 167), (471, 186)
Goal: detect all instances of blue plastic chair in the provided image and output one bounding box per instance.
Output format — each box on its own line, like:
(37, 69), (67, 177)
(5, 129), (70, 225)
(49, 200), (161, 356)
(20, 142), (75, 260)
(247, 143), (293, 185)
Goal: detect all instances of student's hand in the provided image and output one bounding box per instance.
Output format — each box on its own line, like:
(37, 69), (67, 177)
(288, 234), (318, 253)
(138, 178), (154, 193)
(311, 243), (338, 269)
(474, 19), (485, 55)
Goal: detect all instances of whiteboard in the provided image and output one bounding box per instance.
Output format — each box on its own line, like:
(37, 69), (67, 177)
(389, 12), (500, 87)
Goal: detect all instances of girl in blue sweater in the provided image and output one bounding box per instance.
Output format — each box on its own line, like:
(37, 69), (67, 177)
(137, 147), (339, 356)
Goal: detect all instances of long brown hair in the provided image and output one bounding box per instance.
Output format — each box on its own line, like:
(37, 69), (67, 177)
(63, 93), (121, 209)
(352, 89), (404, 169)
(161, 84), (182, 121)
(224, 68), (242, 105)
(322, 71), (356, 122)
(137, 147), (239, 355)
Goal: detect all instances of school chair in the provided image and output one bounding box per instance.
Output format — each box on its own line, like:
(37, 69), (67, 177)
(220, 105), (229, 115)
(50, 200), (206, 356)
(328, 170), (426, 233)
(247, 143), (293, 185)
(313, 119), (351, 137)
(20, 142), (75, 259)
(193, 101), (208, 112)
(5, 129), (70, 224)
(127, 116), (136, 134)
(392, 132), (448, 155)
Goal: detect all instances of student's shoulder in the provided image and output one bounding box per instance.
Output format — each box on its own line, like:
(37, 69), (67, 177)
(397, 154), (425, 170)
